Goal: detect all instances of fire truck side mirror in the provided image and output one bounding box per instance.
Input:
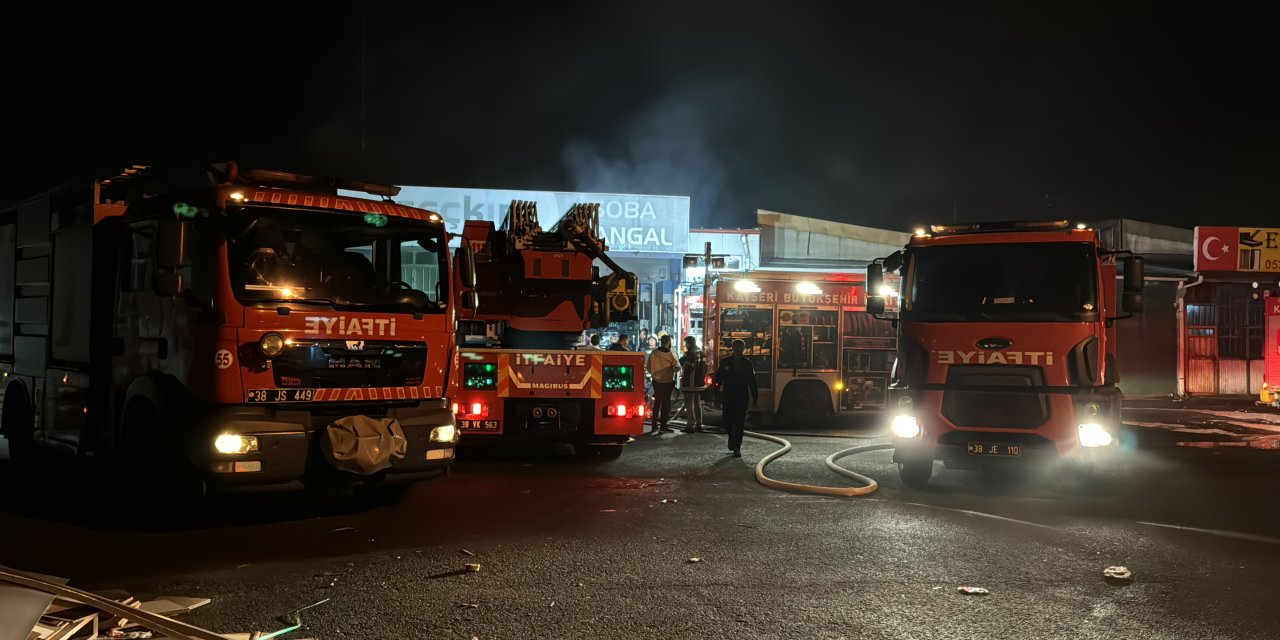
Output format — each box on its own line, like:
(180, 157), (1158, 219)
(461, 290), (479, 311)
(1122, 255), (1145, 293)
(154, 218), (190, 297)
(866, 263), (884, 291)
(458, 245), (478, 289)
(1122, 292), (1144, 313)
(156, 218), (189, 270)
(865, 263), (886, 315)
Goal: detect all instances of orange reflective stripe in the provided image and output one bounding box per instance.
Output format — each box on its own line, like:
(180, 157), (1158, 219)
(497, 354), (511, 397)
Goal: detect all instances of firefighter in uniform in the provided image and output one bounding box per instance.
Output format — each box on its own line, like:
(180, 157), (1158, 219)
(716, 339), (758, 458)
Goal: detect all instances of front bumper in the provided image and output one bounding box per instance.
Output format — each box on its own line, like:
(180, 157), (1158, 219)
(892, 427), (1120, 470)
(192, 400), (457, 487)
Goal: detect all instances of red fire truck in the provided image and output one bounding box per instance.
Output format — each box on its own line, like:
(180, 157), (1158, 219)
(706, 271), (897, 416)
(866, 220), (1144, 487)
(451, 201), (645, 458)
(1262, 294), (1280, 407)
(0, 163), (463, 491)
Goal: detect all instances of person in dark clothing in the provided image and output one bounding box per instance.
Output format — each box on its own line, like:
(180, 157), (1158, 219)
(679, 335), (707, 432)
(715, 339), (758, 457)
(608, 334), (631, 351)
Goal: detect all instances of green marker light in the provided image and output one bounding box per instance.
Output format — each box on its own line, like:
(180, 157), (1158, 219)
(363, 213), (388, 227)
(173, 202), (199, 218)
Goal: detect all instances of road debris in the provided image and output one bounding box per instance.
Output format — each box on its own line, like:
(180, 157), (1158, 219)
(458, 603), (479, 609)
(1, 563), (297, 640)
(957, 586), (990, 596)
(461, 549), (476, 557)
(330, 526), (358, 533)
(465, 563), (482, 573)
(1103, 566), (1133, 581)
(107, 632), (154, 639)
(687, 557), (703, 563)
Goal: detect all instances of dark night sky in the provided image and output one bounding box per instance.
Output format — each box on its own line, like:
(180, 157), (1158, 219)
(3, 2), (1275, 231)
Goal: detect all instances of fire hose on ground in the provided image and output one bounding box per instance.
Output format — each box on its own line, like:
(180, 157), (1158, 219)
(667, 412), (892, 497)
(746, 431), (893, 497)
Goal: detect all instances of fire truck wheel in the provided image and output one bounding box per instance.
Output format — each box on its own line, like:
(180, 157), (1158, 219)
(1, 383), (35, 464)
(574, 443), (624, 460)
(897, 460), (933, 489)
(777, 382), (833, 419)
(119, 399), (205, 500)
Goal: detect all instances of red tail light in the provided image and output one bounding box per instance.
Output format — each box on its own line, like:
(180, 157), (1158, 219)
(615, 403), (627, 416)
(704, 374), (713, 386)
(636, 405), (646, 417)
(471, 402), (483, 416)
(451, 403), (459, 414)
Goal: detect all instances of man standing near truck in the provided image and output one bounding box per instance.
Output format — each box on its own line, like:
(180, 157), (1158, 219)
(647, 335), (680, 434)
(716, 339), (758, 457)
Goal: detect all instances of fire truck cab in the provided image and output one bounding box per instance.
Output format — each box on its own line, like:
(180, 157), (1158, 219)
(0, 164), (461, 492)
(866, 221), (1144, 487)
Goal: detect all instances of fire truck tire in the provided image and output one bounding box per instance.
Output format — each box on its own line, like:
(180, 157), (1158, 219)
(1, 382), (35, 464)
(574, 443), (624, 460)
(777, 382), (833, 419)
(119, 398), (205, 500)
(897, 460), (933, 489)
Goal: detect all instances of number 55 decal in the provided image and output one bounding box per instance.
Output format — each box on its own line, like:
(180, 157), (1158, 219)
(215, 349), (235, 369)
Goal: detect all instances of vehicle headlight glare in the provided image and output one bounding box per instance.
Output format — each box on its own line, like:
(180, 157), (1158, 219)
(214, 433), (258, 455)
(1078, 422), (1113, 447)
(260, 333), (286, 357)
(891, 414), (921, 439)
(431, 425), (458, 443)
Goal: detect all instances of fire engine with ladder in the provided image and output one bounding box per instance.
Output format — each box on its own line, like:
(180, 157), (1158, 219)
(451, 200), (646, 458)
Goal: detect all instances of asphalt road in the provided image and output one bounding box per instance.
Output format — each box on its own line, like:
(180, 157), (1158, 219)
(4, 409), (1280, 639)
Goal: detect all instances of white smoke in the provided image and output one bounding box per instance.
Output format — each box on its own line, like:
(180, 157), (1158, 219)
(561, 97), (729, 228)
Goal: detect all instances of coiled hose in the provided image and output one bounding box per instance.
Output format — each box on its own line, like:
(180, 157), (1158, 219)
(745, 431), (892, 497)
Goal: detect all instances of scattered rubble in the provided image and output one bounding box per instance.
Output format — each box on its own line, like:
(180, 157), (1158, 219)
(1103, 566), (1133, 581)
(2, 564), (328, 640)
(465, 563), (482, 573)
(957, 586), (989, 596)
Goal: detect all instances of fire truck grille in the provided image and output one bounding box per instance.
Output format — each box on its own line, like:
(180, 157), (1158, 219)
(271, 340), (428, 389)
(941, 365), (1049, 429)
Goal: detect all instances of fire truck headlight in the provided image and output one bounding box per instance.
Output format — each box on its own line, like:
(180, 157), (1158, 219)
(430, 425), (458, 443)
(890, 414), (920, 439)
(1078, 422), (1114, 447)
(260, 333), (287, 357)
(214, 433), (259, 455)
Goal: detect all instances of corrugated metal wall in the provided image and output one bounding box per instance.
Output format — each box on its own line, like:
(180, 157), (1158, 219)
(1218, 359), (1249, 395)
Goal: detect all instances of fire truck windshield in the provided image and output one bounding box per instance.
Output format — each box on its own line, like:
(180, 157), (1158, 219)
(227, 207), (448, 312)
(904, 242), (1099, 322)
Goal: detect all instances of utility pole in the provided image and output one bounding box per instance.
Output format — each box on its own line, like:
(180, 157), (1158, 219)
(701, 241), (712, 347)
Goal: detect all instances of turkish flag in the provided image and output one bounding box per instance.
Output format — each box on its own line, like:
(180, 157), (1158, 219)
(1194, 226), (1239, 272)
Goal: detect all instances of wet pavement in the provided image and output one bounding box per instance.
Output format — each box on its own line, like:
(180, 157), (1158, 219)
(3, 406), (1280, 639)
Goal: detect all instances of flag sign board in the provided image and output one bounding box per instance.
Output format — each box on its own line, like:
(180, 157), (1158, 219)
(1194, 227), (1280, 273)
